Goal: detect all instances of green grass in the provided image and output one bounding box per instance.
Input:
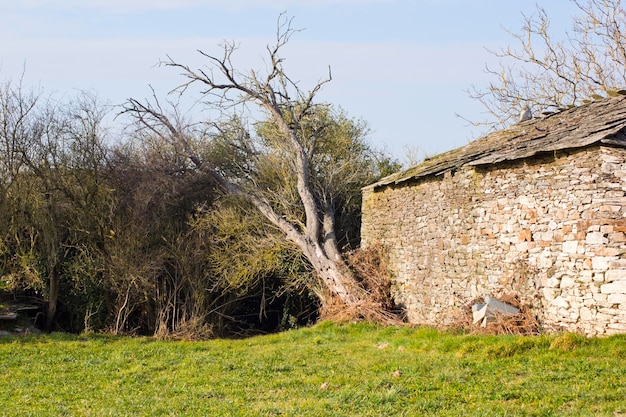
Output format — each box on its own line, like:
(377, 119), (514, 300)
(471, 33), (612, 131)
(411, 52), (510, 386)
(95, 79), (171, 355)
(1, 322), (625, 416)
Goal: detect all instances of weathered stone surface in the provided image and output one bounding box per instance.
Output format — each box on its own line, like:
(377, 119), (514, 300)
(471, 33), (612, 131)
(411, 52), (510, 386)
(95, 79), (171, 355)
(563, 241), (579, 254)
(579, 306), (594, 321)
(601, 281), (626, 294)
(608, 293), (626, 304)
(607, 322), (626, 333)
(586, 232), (605, 245)
(361, 145), (626, 336)
(560, 276), (577, 289)
(552, 296), (571, 309)
(592, 257), (613, 271)
(605, 269), (626, 282)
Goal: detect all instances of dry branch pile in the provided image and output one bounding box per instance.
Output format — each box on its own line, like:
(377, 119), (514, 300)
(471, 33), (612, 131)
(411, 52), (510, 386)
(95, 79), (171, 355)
(454, 294), (540, 335)
(319, 245), (405, 326)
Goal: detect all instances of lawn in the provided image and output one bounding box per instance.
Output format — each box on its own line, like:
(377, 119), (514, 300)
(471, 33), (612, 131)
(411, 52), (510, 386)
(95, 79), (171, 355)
(1, 322), (625, 416)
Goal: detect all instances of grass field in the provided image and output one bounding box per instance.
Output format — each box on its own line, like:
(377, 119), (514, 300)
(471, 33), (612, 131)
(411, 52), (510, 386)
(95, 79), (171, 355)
(1, 322), (625, 416)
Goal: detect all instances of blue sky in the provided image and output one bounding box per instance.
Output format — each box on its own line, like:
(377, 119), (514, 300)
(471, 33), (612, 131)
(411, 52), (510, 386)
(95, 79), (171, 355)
(1, 0), (576, 163)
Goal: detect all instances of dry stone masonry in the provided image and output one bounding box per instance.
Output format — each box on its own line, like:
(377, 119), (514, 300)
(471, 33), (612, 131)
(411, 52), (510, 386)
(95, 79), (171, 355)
(361, 96), (626, 336)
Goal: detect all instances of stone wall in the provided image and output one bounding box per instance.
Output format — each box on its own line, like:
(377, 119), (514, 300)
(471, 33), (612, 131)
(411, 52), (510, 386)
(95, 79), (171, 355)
(361, 145), (626, 335)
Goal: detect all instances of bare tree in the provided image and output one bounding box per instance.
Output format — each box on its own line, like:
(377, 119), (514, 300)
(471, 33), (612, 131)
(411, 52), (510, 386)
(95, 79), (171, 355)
(467, 0), (626, 129)
(0, 79), (115, 330)
(122, 15), (392, 317)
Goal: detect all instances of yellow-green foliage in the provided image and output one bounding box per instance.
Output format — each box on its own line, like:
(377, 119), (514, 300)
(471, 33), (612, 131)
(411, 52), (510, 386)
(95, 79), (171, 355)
(192, 199), (312, 294)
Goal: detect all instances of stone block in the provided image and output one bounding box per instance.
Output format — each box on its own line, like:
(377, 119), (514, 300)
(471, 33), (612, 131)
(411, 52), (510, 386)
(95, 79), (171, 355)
(608, 322), (626, 332)
(574, 233), (587, 241)
(579, 307), (594, 321)
(605, 269), (626, 282)
(519, 228), (533, 242)
(592, 289), (607, 302)
(590, 282), (603, 294)
(578, 220), (592, 232)
(515, 242), (535, 252)
(609, 259), (626, 268)
(600, 280), (626, 294)
(586, 232), (606, 245)
(599, 205), (621, 213)
(518, 195), (535, 206)
(587, 224), (601, 232)
(609, 232), (626, 242)
(593, 247), (623, 256)
(591, 257), (612, 271)
(598, 306), (619, 315)
(537, 253), (554, 269)
(563, 241), (579, 254)
(552, 296), (570, 308)
(546, 306), (559, 316)
(577, 271), (593, 283)
(608, 293), (626, 304)
(542, 288), (560, 299)
(560, 276), (577, 289)
(480, 228), (493, 237)
(601, 225), (615, 233)
(601, 153), (623, 164)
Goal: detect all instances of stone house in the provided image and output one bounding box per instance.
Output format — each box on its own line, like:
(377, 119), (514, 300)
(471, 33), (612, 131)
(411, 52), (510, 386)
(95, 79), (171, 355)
(361, 96), (626, 336)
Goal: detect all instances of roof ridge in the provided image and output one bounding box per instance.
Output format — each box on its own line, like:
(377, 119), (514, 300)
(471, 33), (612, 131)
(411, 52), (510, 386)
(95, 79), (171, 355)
(368, 95), (626, 190)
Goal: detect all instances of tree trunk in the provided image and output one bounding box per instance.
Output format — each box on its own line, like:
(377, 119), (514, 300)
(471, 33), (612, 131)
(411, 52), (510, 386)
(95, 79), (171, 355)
(322, 208), (343, 263)
(46, 266), (59, 331)
(234, 185), (366, 308)
(298, 238), (364, 307)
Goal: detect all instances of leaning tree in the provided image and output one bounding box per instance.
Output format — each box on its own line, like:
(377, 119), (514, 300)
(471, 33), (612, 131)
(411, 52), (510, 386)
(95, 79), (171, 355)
(122, 16), (395, 319)
(468, 0), (626, 129)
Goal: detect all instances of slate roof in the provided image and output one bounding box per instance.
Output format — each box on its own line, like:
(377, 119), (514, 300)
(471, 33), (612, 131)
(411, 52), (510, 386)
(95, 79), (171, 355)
(368, 95), (626, 191)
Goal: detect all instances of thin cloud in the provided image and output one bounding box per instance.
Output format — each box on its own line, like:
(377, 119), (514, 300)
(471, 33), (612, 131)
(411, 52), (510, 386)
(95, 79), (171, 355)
(9, 0), (393, 12)
(2, 36), (498, 96)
